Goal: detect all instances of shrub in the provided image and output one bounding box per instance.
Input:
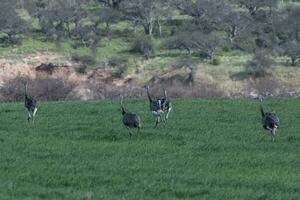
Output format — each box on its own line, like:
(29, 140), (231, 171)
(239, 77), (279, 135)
(211, 57), (221, 65)
(130, 35), (155, 59)
(0, 76), (76, 101)
(71, 54), (97, 66)
(108, 56), (128, 68)
(76, 65), (87, 74)
(245, 50), (273, 78)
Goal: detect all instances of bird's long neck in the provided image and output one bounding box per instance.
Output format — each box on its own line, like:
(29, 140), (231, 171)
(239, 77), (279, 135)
(120, 97), (126, 115)
(24, 84), (28, 99)
(146, 87), (152, 102)
(121, 105), (126, 115)
(259, 100), (265, 117)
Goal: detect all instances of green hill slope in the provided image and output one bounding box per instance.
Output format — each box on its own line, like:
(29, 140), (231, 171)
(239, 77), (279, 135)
(0, 98), (299, 199)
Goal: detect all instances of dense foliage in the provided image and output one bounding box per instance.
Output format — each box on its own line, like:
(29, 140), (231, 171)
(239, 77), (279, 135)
(1, 0), (300, 72)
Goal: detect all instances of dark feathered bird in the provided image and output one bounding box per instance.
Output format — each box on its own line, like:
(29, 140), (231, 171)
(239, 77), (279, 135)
(120, 95), (141, 137)
(24, 82), (37, 123)
(258, 96), (279, 141)
(146, 86), (164, 128)
(156, 89), (172, 121)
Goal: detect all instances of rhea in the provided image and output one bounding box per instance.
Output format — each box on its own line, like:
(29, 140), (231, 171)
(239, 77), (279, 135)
(120, 95), (141, 137)
(24, 82), (37, 123)
(156, 89), (172, 121)
(258, 96), (279, 141)
(146, 86), (165, 128)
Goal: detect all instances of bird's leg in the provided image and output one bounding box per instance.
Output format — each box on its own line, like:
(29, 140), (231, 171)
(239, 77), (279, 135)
(32, 107), (38, 124)
(126, 127), (132, 138)
(165, 109), (171, 122)
(272, 128), (276, 142)
(160, 115), (165, 124)
(154, 117), (159, 128)
(137, 127), (140, 134)
(27, 111), (32, 122)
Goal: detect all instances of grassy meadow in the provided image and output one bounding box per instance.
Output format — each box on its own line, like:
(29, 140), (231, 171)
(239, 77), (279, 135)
(0, 98), (299, 199)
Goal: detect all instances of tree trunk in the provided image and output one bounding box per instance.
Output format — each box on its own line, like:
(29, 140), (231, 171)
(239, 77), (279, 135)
(207, 49), (214, 60)
(144, 22), (153, 35)
(229, 25), (237, 43)
(157, 19), (162, 37)
(291, 57), (296, 66)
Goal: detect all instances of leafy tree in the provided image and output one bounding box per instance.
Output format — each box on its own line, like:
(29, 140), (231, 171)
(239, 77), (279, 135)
(280, 40), (300, 66)
(0, 0), (28, 45)
(96, 0), (125, 9)
(165, 31), (223, 61)
(232, 0), (279, 16)
(275, 5), (300, 65)
(223, 10), (254, 44)
(120, 0), (171, 35)
(176, 0), (227, 32)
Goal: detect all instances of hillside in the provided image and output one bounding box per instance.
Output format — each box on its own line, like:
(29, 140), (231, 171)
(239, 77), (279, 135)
(0, 98), (299, 199)
(1, 0), (300, 99)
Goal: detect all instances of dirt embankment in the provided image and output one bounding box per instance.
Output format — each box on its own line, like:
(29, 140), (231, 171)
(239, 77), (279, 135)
(1, 52), (300, 100)
(0, 52), (139, 100)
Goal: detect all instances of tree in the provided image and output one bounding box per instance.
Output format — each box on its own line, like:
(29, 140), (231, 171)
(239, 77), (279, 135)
(275, 5), (300, 65)
(0, 0), (28, 45)
(32, 0), (89, 40)
(176, 0), (227, 33)
(232, 0), (279, 16)
(96, 0), (125, 9)
(223, 10), (254, 44)
(280, 40), (300, 66)
(165, 31), (223, 61)
(120, 0), (172, 35)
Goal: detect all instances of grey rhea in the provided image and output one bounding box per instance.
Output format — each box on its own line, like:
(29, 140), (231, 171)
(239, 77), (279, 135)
(258, 96), (280, 141)
(146, 86), (165, 128)
(120, 95), (141, 137)
(156, 89), (172, 121)
(24, 83), (38, 123)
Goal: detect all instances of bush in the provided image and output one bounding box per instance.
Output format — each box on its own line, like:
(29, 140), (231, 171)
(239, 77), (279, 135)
(108, 56), (128, 68)
(0, 76), (76, 101)
(245, 50), (273, 78)
(130, 35), (155, 59)
(71, 54), (97, 66)
(211, 57), (221, 65)
(113, 67), (127, 79)
(76, 65), (87, 74)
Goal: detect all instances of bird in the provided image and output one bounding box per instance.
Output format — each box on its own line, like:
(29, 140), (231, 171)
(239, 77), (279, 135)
(24, 82), (38, 123)
(120, 95), (141, 137)
(258, 95), (279, 141)
(146, 85), (164, 128)
(156, 89), (172, 121)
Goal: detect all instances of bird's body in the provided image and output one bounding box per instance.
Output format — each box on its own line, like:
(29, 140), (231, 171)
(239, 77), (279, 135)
(122, 112), (141, 129)
(259, 96), (279, 141)
(24, 83), (37, 123)
(157, 89), (172, 120)
(120, 96), (141, 137)
(146, 86), (164, 128)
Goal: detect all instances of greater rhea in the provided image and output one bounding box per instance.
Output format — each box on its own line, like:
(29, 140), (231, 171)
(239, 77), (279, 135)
(258, 96), (279, 141)
(156, 89), (172, 121)
(120, 95), (141, 137)
(146, 86), (164, 128)
(24, 82), (37, 123)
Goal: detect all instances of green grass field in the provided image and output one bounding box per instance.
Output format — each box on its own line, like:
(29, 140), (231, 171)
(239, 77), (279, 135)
(0, 98), (299, 200)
